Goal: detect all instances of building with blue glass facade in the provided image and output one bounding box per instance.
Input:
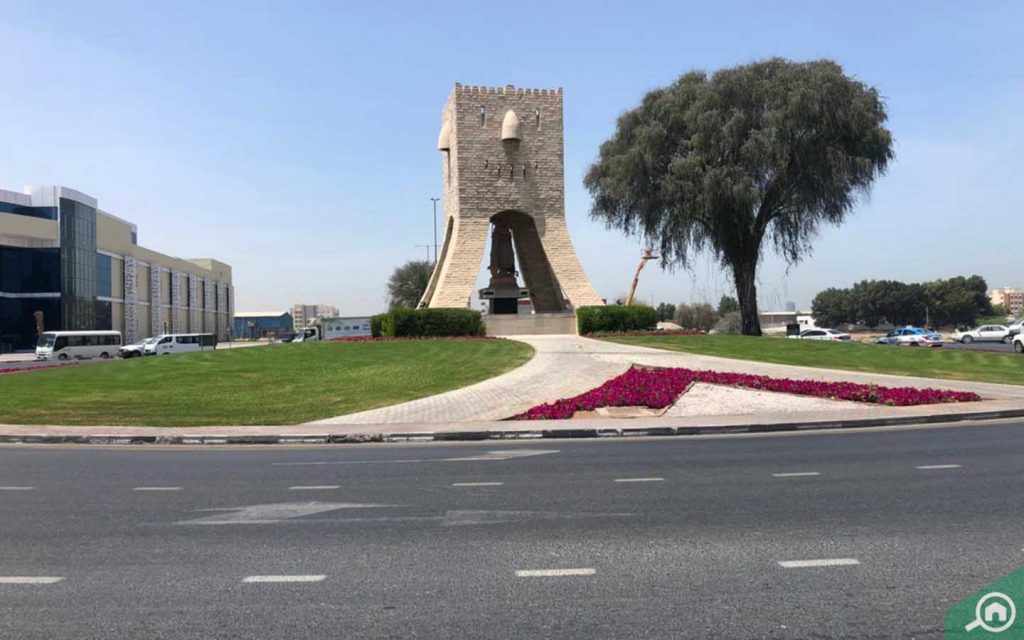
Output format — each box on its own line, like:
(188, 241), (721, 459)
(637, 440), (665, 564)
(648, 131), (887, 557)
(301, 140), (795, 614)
(0, 186), (233, 351)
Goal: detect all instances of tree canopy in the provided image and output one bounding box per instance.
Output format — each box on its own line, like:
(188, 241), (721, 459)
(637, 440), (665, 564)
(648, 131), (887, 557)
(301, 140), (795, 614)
(585, 58), (894, 335)
(811, 276), (992, 328)
(656, 302), (677, 321)
(387, 260), (433, 310)
(717, 295), (740, 316)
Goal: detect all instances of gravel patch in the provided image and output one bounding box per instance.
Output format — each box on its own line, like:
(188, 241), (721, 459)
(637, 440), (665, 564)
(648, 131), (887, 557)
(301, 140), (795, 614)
(665, 382), (874, 417)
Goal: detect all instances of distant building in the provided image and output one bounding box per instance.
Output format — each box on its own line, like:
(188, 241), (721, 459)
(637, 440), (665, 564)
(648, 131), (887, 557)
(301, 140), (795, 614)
(758, 309), (816, 333)
(988, 288), (1023, 317)
(1, 185), (232, 351)
(234, 311), (292, 340)
(291, 303), (339, 329)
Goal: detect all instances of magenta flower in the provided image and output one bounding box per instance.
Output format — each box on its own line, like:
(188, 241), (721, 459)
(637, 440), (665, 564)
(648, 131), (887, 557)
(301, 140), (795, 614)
(513, 366), (981, 420)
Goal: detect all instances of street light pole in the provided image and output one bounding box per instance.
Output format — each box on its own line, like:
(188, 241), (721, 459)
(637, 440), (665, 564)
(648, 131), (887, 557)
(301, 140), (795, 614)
(415, 244), (431, 262)
(430, 197), (440, 264)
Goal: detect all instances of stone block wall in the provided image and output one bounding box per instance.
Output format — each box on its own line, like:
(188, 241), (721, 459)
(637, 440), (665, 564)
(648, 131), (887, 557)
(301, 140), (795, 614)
(421, 84), (603, 310)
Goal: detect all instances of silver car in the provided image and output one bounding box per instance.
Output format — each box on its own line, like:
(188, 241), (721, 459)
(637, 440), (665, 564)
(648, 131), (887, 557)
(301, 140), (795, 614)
(951, 325), (1011, 344)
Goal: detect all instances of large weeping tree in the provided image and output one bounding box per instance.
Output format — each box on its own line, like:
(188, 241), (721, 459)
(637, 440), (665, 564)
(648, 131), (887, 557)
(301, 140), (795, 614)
(585, 58), (894, 335)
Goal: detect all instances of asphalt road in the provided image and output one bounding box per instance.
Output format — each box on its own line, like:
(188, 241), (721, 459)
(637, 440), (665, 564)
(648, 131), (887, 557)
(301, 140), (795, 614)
(2, 422), (1024, 639)
(941, 341), (1017, 353)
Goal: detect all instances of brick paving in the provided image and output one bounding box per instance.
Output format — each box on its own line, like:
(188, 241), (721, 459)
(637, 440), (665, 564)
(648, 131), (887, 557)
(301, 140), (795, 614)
(310, 335), (1024, 425)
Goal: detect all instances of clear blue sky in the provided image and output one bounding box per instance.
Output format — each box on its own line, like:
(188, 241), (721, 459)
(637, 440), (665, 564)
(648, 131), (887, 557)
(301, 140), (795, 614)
(2, 0), (1021, 314)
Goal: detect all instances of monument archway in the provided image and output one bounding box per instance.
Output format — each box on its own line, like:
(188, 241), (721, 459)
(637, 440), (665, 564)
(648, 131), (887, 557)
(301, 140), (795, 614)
(419, 84), (603, 313)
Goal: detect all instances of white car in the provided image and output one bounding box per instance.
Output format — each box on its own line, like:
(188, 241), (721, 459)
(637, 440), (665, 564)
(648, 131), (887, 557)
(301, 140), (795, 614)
(1015, 333), (1024, 354)
(951, 325), (1011, 344)
(789, 328), (852, 341)
(119, 337), (158, 358)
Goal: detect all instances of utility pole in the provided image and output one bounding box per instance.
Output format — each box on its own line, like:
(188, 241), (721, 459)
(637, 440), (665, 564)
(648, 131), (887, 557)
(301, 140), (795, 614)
(415, 244), (431, 262)
(430, 197), (440, 264)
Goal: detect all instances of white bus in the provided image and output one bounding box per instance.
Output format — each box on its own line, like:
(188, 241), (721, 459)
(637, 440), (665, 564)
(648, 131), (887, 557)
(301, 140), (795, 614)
(144, 333), (217, 356)
(36, 331), (123, 361)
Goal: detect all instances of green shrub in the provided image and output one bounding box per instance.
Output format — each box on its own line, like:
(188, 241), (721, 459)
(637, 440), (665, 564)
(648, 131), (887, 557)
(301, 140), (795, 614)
(577, 305), (659, 334)
(376, 308), (485, 337)
(370, 313), (387, 338)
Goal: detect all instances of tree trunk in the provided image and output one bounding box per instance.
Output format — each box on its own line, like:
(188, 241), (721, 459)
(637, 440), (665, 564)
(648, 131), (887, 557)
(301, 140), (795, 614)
(731, 262), (762, 336)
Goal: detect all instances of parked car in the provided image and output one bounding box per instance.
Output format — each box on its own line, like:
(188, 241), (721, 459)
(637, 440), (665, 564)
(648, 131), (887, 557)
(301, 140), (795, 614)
(119, 337), (159, 358)
(1007, 318), (1024, 338)
(951, 325), (1011, 344)
(1015, 332), (1024, 354)
(789, 328), (852, 341)
(274, 332), (297, 343)
(875, 327), (944, 347)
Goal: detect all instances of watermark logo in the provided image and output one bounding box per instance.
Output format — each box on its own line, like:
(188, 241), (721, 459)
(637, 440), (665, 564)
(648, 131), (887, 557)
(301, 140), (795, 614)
(947, 569), (1024, 638)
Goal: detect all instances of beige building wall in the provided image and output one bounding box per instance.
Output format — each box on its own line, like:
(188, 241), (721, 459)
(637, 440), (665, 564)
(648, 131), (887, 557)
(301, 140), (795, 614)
(2, 187), (233, 343)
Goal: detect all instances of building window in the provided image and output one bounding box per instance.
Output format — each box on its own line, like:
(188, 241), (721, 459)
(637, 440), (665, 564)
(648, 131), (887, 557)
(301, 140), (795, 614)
(95, 253), (112, 298)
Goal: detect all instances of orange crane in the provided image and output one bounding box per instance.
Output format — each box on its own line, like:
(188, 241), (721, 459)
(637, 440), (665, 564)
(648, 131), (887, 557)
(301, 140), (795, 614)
(625, 249), (659, 306)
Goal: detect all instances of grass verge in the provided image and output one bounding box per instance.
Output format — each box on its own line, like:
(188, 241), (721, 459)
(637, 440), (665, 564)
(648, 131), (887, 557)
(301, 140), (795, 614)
(603, 335), (1024, 386)
(0, 339), (534, 426)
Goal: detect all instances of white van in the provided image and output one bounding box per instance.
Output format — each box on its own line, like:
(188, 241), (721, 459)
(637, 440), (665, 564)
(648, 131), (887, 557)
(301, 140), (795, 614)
(36, 331), (123, 361)
(143, 333), (217, 356)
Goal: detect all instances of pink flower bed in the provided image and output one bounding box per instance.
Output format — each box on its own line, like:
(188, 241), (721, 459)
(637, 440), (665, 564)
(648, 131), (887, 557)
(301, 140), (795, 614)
(588, 329), (704, 337)
(329, 336), (498, 343)
(0, 362), (78, 376)
(514, 366), (981, 420)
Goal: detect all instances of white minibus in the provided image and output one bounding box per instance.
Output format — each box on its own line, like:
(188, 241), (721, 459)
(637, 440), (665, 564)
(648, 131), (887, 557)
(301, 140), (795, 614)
(36, 331), (123, 361)
(144, 333), (217, 356)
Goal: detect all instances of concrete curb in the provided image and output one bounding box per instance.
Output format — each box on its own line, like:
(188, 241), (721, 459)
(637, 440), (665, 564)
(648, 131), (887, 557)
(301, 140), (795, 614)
(2, 407), (1023, 445)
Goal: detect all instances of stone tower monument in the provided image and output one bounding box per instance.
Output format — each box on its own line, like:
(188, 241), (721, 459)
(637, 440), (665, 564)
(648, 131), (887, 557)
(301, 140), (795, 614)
(419, 83), (603, 313)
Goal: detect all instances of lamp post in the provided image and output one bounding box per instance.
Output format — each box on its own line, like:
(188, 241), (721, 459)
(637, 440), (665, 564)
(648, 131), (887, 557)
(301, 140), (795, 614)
(415, 244), (431, 262)
(430, 197), (440, 264)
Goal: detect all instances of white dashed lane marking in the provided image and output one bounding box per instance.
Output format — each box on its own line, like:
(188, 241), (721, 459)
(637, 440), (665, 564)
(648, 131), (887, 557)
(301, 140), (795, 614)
(0, 486), (34, 491)
(288, 486), (341, 490)
(772, 472), (821, 478)
(516, 568), (597, 577)
(242, 575), (326, 583)
(0, 577), (64, 584)
(451, 482), (504, 487)
(133, 487), (183, 491)
(778, 558), (860, 568)
(614, 478), (664, 483)
(916, 465), (962, 470)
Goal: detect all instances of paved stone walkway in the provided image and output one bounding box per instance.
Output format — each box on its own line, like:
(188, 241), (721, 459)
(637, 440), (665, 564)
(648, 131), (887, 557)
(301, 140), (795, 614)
(309, 335), (1024, 425)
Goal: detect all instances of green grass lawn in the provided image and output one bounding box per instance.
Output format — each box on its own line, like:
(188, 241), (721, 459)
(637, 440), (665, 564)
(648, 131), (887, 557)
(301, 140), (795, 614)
(603, 335), (1024, 385)
(0, 340), (534, 426)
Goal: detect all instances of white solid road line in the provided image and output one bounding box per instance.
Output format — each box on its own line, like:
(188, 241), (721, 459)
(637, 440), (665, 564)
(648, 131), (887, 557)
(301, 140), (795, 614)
(916, 464), (962, 470)
(288, 485), (341, 490)
(242, 575), (326, 583)
(778, 558), (860, 568)
(451, 482), (504, 487)
(772, 472), (821, 477)
(0, 577), (64, 584)
(614, 478), (665, 483)
(516, 568), (597, 577)
(133, 487), (183, 491)
(0, 486), (34, 491)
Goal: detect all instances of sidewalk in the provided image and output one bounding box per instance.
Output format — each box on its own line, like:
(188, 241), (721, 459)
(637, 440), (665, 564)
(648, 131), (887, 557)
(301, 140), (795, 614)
(2, 400), (1023, 444)
(3, 334), (1023, 444)
(310, 335), (1024, 425)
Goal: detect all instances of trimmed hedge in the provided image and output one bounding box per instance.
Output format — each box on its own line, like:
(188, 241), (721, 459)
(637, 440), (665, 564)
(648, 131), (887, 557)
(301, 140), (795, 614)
(373, 308), (485, 338)
(577, 305), (659, 335)
(370, 314), (386, 338)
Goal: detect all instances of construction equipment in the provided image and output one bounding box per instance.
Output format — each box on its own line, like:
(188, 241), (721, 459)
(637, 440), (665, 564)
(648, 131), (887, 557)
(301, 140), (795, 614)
(625, 249), (659, 306)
